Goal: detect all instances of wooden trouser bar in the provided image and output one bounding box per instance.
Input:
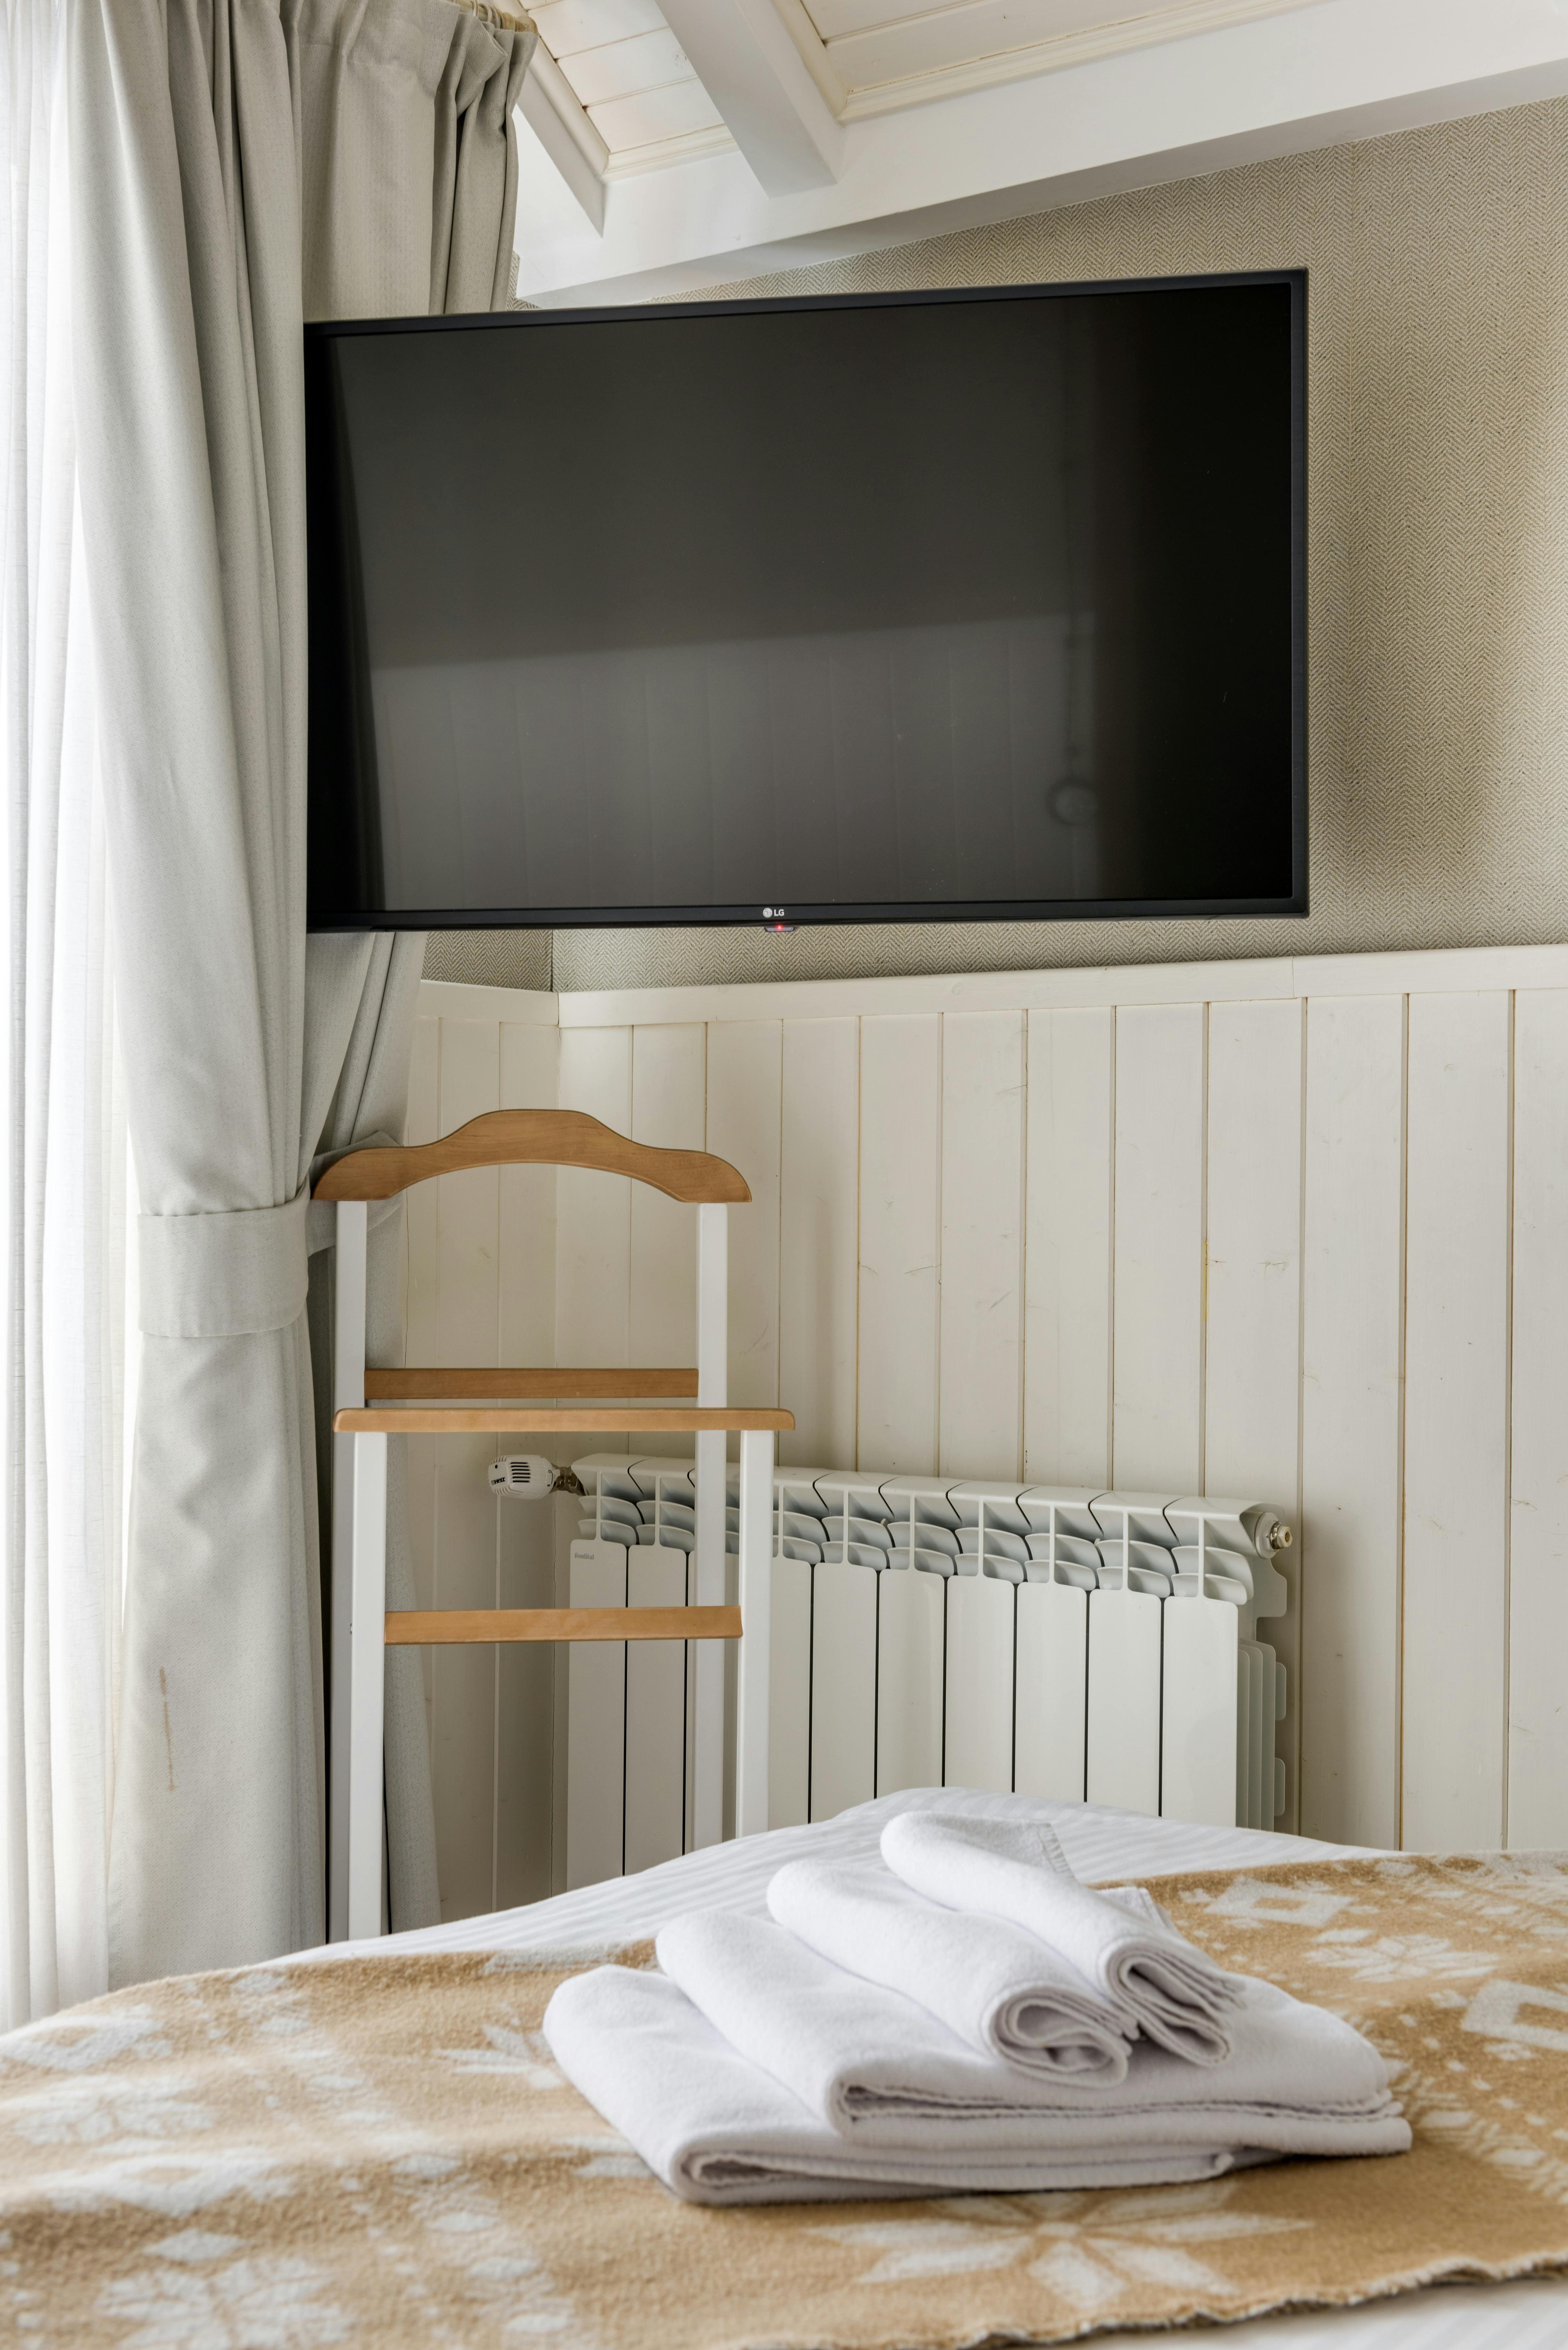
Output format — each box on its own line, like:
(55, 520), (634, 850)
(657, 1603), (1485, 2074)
(364, 1368), (698, 1400)
(332, 1406), (791, 1433)
(385, 1606), (742, 1644)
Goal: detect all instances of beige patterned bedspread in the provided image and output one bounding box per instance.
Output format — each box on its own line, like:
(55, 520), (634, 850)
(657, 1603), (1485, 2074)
(4, 1852), (1568, 2347)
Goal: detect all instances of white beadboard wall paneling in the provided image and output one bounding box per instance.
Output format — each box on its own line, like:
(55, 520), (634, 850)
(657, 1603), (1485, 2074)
(1295, 946), (1568, 1000)
(705, 1021), (783, 1414)
(1112, 1003), (1205, 1492)
(1298, 994), (1406, 1851)
(417, 980), (559, 1027)
(496, 1022), (561, 1369)
(1204, 999), (1304, 1832)
(627, 1023), (706, 1846)
(555, 1025), (633, 1374)
(1023, 1005), (1113, 1486)
(1508, 990), (1568, 1847)
(858, 1015), (941, 1474)
(555, 946), (1568, 1033)
(403, 943), (1568, 1905)
(702, 1020), (780, 1844)
(555, 955), (1300, 1031)
(430, 1016), (503, 1922)
(629, 1022), (706, 1444)
(938, 1011), (1026, 1481)
(1401, 992), (1512, 1853)
(494, 1018), (561, 1911)
(778, 1019), (859, 1468)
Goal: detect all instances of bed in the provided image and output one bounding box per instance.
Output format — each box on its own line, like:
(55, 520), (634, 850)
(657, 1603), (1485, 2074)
(298, 1787), (1568, 2349)
(4, 1788), (1564, 2348)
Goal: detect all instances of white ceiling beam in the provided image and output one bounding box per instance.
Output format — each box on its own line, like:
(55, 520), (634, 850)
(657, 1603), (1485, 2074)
(516, 0), (1568, 302)
(518, 43), (607, 234)
(657, 0), (844, 196)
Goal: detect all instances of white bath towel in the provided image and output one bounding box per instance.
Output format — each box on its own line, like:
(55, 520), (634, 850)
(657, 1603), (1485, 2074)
(542, 1963), (1401, 2207)
(881, 1811), (1242, 2063)
(654, 1908), (1404, 2158)
(767, 1856), (1133, 2082)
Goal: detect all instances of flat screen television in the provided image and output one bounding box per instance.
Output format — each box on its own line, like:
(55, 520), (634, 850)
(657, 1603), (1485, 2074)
(304, 271), (1305, 931)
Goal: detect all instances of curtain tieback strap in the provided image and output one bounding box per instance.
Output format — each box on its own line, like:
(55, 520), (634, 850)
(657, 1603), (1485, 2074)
(139, 1192), (309, 1338)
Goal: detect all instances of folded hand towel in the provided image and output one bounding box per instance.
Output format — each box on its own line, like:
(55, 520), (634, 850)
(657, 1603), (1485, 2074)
(767, 1857), (1132, 2082)
(542, 1964), (1391, 2207)
(653, 1909), (1406, 2161)
(881, 1811), (1241, 2063)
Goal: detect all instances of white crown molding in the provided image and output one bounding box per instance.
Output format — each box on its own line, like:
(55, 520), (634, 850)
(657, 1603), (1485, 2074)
(417, 980), (561, 1026)
(604, 123), (739, 181)
(830, 0), (1328, 121)
(547, 941), (1568, 1031)
(418, 944), (1568, 1034)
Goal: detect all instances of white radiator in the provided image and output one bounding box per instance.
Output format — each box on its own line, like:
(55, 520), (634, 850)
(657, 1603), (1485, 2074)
(564, 1454), (1290, 1891)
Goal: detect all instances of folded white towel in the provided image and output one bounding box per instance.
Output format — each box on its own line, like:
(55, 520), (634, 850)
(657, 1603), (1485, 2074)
(881, 1811), (1242, 2063)
(767, 1857), (1133, 2082)
(542, 1963), (1395, 2207)
(654, 1908), (1405, 2159)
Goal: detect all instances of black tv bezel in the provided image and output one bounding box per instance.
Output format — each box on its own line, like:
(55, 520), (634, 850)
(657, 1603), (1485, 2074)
(304, 268), (1308, 933)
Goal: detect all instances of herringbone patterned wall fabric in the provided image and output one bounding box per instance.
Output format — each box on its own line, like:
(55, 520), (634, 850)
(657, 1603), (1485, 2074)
(432, 95), (1568, 994)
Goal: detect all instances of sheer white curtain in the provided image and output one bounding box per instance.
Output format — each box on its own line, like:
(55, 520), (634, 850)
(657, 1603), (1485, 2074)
(0, 0), (126, 2029)
(0, 0), (531, 2021)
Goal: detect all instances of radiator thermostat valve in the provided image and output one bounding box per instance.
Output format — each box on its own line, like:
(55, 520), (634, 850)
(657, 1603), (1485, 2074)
(489, 1454), (558, 1499)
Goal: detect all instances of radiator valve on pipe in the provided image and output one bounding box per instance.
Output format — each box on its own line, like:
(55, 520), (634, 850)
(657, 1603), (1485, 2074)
(488, 1455), (583, 1499)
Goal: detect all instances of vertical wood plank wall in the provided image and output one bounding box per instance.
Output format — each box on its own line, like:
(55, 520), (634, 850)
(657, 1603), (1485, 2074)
(403, 950), (1568, 1919)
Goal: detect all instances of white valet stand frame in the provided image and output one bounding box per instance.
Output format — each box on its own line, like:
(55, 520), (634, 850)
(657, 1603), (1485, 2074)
(316, 1110), (790, 1943)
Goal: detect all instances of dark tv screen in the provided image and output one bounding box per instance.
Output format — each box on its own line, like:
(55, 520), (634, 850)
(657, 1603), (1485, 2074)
(305, 273), (1305, 930)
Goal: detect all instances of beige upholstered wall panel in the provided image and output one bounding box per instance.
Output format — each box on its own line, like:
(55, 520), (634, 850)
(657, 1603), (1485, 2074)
(431, 93), (1568, 993)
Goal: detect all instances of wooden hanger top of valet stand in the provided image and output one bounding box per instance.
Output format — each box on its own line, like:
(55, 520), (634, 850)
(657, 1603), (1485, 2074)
(318, 1106), (790, 1942)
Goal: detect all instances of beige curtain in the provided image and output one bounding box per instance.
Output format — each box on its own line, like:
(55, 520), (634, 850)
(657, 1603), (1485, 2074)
(289, 0), (533, 1941)
(68, 0), (532, 1987)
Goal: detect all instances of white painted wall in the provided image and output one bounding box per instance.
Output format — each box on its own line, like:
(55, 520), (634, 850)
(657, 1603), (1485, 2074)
(403, 942), (1568, 1918)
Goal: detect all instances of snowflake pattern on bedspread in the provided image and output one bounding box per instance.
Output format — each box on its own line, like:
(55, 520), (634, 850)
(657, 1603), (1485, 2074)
(2, 1853), (1568, 2347)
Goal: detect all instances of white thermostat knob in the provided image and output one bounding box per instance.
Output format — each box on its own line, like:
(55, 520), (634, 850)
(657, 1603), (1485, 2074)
(488, 1453), (556, 1499)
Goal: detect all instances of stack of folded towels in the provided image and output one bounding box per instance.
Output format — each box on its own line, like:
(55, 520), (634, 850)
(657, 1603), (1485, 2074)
(543, 1812), (1410, 2207)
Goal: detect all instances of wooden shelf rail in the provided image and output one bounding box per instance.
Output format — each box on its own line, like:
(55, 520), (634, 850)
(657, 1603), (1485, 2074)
(384, 1605), (741, 1646)
(365, 1367), (697, 1401)
(333, 1406), (794, 1434)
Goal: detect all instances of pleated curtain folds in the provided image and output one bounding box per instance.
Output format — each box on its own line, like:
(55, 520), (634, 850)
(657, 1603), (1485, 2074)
(0, 0), (128, 2030)
(51, 0), (533, 1994)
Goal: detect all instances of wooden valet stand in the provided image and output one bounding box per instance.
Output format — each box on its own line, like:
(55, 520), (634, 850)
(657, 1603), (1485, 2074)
(315, 1109), (792, 1941)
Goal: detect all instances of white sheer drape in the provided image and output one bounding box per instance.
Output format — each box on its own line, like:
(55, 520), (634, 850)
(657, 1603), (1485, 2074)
(0, 0), (126, 2029)
(0, 0), (530, 2019)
